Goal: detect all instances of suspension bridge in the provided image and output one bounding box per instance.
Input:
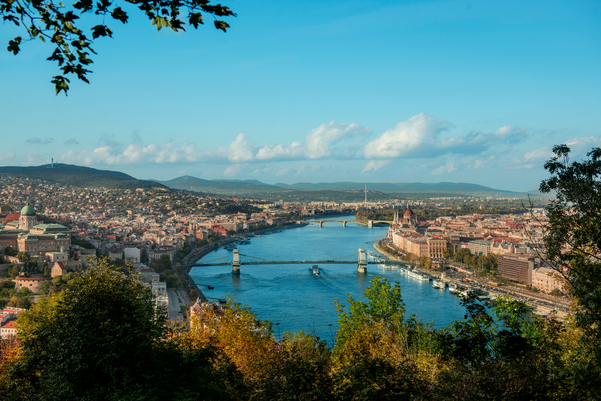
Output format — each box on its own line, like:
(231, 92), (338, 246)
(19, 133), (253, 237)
(303, 219), (394, 228)
(185, 248), (407, 274)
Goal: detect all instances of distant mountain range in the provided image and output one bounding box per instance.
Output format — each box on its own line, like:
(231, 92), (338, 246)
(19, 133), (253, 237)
(274, 181), (518, 194)
(0, 164), (167, 190)
(156, 176), (282, 193)
(0, 164), (534, 197)
(158, 176), (527, 196)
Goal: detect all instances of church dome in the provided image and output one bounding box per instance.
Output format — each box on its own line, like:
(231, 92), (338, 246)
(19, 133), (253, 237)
(20, 204), (36, 216)
(403, 204), (414, 218)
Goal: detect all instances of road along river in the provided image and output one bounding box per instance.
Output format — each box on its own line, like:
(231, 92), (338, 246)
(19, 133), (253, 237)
(189, 215), (467, 343)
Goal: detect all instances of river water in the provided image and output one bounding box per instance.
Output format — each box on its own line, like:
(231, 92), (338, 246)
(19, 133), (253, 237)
(189, 215), (466, 343)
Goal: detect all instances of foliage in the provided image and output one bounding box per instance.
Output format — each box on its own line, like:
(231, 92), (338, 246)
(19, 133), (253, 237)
(15, 252), (29, 263)
(2, 0), (235, 94)
(3, 247), (16, 257)
(151, 254), (172, 273)
(7, 265), (20, 279)
(70, 236), (95, 249)
(539, 144), (601, 393)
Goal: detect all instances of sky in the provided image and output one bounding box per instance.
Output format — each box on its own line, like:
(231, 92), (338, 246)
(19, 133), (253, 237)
(1, 0), (600, 192)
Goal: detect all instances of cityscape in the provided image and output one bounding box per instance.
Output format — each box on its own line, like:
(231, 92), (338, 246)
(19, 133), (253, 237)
(1, 0), (600, 399)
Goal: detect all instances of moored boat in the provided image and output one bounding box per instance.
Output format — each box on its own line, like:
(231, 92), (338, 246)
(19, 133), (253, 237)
(432, 280), (446, 290)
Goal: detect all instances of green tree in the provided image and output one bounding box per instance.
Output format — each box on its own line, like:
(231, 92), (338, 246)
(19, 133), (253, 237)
(4, 257), (233, 400)
(539, 145), (601, 392)
(15, 252), (30, 263)
(7, 265), (20, 279)
(1, 0), (235, 94)
(43, 264), (50, 277)
(3, 247), (15, 257)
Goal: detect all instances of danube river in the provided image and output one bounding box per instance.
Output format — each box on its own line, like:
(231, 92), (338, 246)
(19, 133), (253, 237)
(189, 215), (467, 343)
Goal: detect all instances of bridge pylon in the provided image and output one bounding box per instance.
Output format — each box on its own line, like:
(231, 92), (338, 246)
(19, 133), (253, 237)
(319, 221), (322, 228)
(343, 221), (346, 227)
(357, 248), (367, 273)
(232, 249), (241, 274)
(367, 220), (373, 228)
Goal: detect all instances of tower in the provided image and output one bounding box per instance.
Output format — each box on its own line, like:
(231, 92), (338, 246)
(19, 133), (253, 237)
(364, 184), (367, 205)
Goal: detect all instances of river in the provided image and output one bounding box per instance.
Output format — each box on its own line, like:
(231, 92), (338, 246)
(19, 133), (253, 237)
(189, 215), (467, 343)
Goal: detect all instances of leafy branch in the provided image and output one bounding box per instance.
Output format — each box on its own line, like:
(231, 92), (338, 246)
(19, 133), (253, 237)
(1, 0), (235, 94)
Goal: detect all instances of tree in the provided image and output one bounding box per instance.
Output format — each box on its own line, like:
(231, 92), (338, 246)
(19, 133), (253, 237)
(4, 257), (232, 399)
(15, 252), (29, 263)
(1, 0), (235, 94)
(3, 247), (15, 257)
(7, 266), (20, 279)
(538, 145), (601, 391)
(43, 264), (50, 277)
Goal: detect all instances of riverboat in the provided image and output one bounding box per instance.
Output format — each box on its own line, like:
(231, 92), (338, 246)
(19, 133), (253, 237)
(448, 283), (458, 294)
(207, 285), (214, 290)
(399, 266), (409, 275)
(224, 244), (237, 251)
(406, 270), (431, 281)
(312, 265), (320, 275)
(432, 280), (446, 290)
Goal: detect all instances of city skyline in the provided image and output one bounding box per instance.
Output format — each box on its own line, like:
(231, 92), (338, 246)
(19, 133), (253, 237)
(1, 0), (600, 192)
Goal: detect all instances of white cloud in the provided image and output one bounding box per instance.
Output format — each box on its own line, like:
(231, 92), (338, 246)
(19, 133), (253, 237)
(363, 114), (529, 160)
(224, 164), (244, 176)
(431, 162), (457, 175)
(0, 153), (15, 163)
(363, 113), (454, 159)
(362, 160), (390, 173)
(257, 121), (370, 161)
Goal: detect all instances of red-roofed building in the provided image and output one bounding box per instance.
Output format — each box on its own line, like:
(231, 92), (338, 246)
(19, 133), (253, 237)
(210, 225), (227, 237)
(1, 319), (18, 339)
(51, 261), (68, 277)
(3, 213), (20, 225)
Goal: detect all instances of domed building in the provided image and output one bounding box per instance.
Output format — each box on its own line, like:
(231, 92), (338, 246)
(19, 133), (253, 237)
(0, 203), (71, 256)
(19, 204), (37, 231)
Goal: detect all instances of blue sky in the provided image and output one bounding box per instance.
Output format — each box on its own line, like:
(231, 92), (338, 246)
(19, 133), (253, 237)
(1, 0), (600, 191)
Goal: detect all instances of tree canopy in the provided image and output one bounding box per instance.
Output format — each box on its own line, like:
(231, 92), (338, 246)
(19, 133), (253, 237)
(539, 144), (601, 388)
(1, 0), (235, 94)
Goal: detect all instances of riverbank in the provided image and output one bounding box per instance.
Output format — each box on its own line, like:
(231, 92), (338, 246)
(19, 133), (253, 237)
(373, 238), (569, 317)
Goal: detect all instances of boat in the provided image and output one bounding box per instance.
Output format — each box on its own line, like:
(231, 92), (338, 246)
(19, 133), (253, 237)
(312, 265), (320, 275)
(207, 285), (214, 290)
(218, 299), (227, 304)
(406, 270), (431, 281)
(224, 243), (237, 251)
(432, 280), (446, 290)
(399, 266), (409, 275)
(448, 283), (458, 294)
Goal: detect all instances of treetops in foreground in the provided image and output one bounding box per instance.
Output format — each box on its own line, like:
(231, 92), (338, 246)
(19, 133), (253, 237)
(0, 145), (599, 400)
(0, 258), (596, 400)
(1, 0), (235, 94)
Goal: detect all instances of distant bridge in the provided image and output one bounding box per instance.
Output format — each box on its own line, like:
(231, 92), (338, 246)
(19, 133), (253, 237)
(303, 219), (394, 228)
(185, 249), (409, 274)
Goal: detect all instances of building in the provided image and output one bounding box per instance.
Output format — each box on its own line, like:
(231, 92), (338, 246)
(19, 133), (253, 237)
(14, 274), (52, 292)
(0, 204), (71, 256)
(51, 261), (68, 277)
(498, 254), (540, 285)
(531, 266), (565, 294)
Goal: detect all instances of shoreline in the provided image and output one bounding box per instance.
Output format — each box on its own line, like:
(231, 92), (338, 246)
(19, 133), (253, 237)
(373, 238), (569, 317)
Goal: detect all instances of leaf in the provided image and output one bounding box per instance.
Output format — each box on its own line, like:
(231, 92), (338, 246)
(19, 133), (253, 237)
(51, 75), (70, 95)
(214, 20), (229, 32)
(7, 36), (21, 55)
(188, 12), (204, 29)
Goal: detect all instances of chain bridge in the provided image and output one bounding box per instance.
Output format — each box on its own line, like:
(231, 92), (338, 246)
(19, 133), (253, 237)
(186, 248), (406, 274)
(303, 219), (394, 228)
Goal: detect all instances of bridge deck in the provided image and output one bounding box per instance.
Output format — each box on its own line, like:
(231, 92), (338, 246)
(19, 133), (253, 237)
(190, 260), (408, 267)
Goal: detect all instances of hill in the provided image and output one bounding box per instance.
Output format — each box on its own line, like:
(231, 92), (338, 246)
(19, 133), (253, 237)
(0, 164), (167, 190)
(274, 181), (522, 195)
(156, 176), (284, 195)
